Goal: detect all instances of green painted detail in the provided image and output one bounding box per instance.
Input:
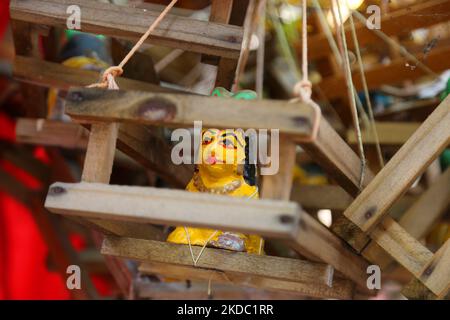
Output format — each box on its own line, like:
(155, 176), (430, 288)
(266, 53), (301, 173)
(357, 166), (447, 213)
(440, 149), (450, 171)
(65, 30), (105, 40)
(441, 77), (450, 101)
(211, 87), (257, 100)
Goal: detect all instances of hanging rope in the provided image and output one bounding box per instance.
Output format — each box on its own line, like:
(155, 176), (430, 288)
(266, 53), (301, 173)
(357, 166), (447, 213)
(256, 0), (267, 98)
(332, 0), (366, 189)
(88, 0), (179, 89)
(348, 9), (384, 168)
(291, 0), (322, 142)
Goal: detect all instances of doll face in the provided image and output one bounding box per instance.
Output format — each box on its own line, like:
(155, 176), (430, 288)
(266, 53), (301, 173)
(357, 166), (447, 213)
(199, 129), (246, 177)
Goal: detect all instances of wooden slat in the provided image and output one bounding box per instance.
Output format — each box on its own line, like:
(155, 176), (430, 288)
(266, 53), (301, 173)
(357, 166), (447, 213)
(347, 122), (420, 146)
(45, 182), (301, 239)
(15, 118), (89, 149)
(102, 235), (355, 299)
(418, 240), (450, 298)
(103, 236), (333, 285)
(369, 218), (434, 277)
(301, 119), (374, 197)
(306, 0), (450, 61)
(399, 167), (450, 239)
(291, 185), (353, 211)
(291, 212), (370, 289)
(363, 169), (450, 270)
(343, 96), (450, 234)
(10, 0), (243, 59)
(81, 123), (119, 183)
(64, 88), (317, 141)
(13, 55), (181, 93)
(260, 138), (296, 200)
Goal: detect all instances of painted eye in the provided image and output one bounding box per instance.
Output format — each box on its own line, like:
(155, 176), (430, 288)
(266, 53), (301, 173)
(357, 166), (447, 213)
(221, 139), (236, 149)
(202, 136), (213, 145)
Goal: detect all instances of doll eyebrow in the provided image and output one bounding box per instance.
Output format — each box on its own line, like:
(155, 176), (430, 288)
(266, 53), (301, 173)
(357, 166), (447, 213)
(220, 133), (244, 147)
(204, 129), (219, 135)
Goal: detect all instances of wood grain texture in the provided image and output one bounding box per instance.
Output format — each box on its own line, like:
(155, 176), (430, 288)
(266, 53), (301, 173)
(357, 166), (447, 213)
(65, 88), (317, 140)
(10, 0), (243, 58)
(102, 235), (355, 299)
(418, 240), (450, 298)
(399, 168), (450, 239)
(363, 168), (450, 270)
(45, 182), (302, 239)
(81, 123), (119, 183)
(292, 212), (371, 289)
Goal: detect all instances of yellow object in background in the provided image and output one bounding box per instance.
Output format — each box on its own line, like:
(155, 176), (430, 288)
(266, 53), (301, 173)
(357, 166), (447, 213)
(293, 165), (328, 185)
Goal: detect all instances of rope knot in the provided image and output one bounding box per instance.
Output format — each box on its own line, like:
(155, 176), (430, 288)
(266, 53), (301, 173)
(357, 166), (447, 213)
(101, 66), (123, 82)
(294, 80), (312, 102)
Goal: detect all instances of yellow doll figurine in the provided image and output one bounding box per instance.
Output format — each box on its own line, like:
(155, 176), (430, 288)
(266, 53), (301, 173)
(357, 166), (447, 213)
(167, 88), (264, 254)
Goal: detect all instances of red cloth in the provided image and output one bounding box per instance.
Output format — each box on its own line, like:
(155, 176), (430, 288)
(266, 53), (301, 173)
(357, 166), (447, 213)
(0, 1), (9, 40)
(0, 192), (71, 300)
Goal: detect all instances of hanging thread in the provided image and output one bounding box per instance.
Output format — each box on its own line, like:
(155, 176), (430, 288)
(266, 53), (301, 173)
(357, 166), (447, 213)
(89, 0), (179, 89)
(333, 0), (366, 189)
(292, 0), (322, 143)
(348, 9), (384, 168)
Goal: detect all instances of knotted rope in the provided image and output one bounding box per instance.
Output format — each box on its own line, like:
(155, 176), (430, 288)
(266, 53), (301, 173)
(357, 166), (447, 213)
(292, 0), (322, 142)
(88, 0), (179, 89)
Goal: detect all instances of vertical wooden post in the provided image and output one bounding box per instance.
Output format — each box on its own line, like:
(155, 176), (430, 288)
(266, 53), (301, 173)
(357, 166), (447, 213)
(260, 136), (296, 200)
(82, 123), (119, 183)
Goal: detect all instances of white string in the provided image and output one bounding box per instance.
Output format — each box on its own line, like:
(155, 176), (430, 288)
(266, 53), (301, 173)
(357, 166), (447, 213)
(184, 227), (218, 267)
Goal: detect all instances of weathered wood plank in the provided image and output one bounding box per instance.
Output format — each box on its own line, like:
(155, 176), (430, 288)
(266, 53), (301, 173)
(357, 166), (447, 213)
(10, 0), (243, 58)
(418, 240), (450, 298)
(301, 119), (374, 197)
(102, 235), (354, 299)
(344, 96), (450, 234)
(139, 261), (354, 299)
(81, 123), (119, 183)
(292, 212), (370, 289)
(400, 168), (450, 239)
(102, 236), (333, 285)
(15, 118), (89, 149)
(45, 182), (301, 239)
(64, 88), (317, 141)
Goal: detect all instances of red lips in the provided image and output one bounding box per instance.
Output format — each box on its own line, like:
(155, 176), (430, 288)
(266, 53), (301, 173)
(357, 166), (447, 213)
(206, 156), (217, 165)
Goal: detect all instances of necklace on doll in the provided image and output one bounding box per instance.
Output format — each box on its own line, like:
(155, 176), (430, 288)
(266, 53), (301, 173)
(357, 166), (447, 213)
(193, 171), (242, 195)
